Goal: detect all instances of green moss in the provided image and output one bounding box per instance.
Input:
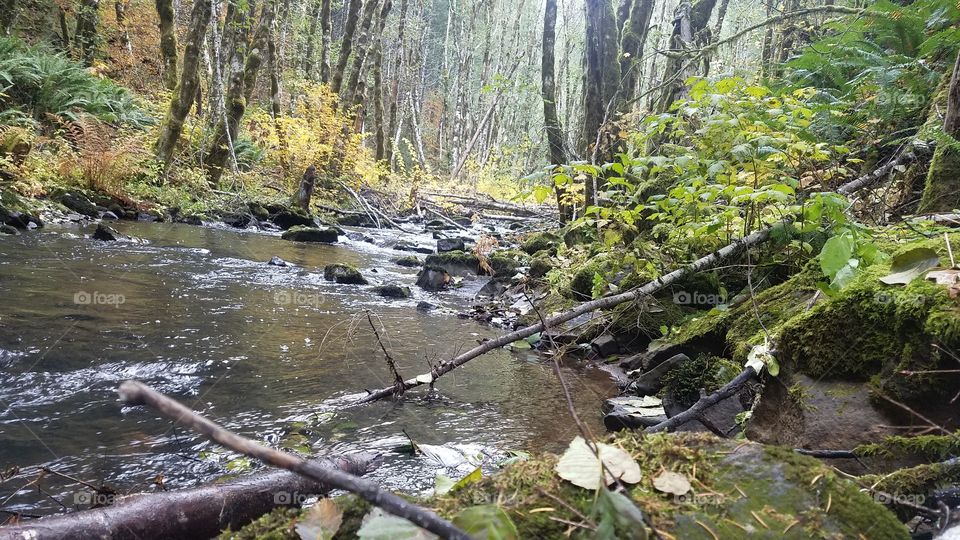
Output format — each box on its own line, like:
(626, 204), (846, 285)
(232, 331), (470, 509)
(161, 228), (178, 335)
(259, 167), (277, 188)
(854, 432), (960, 461)
(424, 250), (480, 274)
(323, 264), (368, 285)
(394, 255), (422, 267)
(860, 458), (960, 498)
(520, 232), (560, 255)
(488, 249), (529, 278)
(528, 255), (554, 279)
(661, 354), (741, 407)
(919, 142), (960, 213)
(568, 259), (604, 300)
(217, 507), (299, 539)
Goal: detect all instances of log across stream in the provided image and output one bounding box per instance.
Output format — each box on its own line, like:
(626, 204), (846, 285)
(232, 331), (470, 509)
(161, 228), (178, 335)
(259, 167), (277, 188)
(0, 220), (615, 518)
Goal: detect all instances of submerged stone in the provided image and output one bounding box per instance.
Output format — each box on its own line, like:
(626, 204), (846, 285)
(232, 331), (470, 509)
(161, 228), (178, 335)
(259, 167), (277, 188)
(281, 225), (338, 243)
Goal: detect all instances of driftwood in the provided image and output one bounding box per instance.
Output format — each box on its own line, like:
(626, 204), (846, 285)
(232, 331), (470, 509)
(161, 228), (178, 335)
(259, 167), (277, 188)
(421, 191), (546, 217)
(117, 381), (469, 540)
(358, 224), (780, 403)
(420, 204), (469, 231)
(645, 366), (758, 433)
(0, 454), (378, 540)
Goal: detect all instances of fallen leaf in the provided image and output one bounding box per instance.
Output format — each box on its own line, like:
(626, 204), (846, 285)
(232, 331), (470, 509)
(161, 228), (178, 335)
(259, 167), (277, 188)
(452, 505), (519, 540)
(880, 247), (940, 285)
(295, 499), (343, 540)
(555, 437), (642, 490)
(653, 471), (691, 496)
(357, 508), (437, 539)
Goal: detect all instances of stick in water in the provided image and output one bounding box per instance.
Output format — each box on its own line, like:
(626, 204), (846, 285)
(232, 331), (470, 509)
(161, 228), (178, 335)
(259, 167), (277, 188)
(117, 381), (470, 540)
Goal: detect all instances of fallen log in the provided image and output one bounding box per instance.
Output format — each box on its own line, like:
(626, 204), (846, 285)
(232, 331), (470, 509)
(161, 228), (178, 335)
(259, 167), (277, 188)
(837, 141), (931, 196)
(420, 203), (469, 231)
(645, 366), (758, 433)
(421, 191), (548, 217)
(117, 381), (469, 540)
(0, 454), (378, 540)
(358, 223), (781, 403)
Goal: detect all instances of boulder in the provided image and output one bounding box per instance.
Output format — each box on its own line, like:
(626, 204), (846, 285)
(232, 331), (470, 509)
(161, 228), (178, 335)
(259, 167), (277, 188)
(336, 214), (376, 227)
(247, 202), (270, 221)
(437, 237), (465, 253)
(627, 353), (690, 396)
(271, 209), (315, 230)
(602, 396), (668, 430)
(345, 231), (376, 244)
(425, 219), (457, 231)
(520, 232), (560, 255)
(477, 278), (510, 298)
(54, 189), (101, 217)
(373, 284), (412, 299)
(0, 224), (19, 235)
(394, 255), (422, 268)
(281, 226), (338, 243)
(392, 239), (434, 254)
(424, 251), (481, 277)
(416, 266), (450, 291)
(416, 301), (437, 311)
(92, 223), (127, 241)
(267, 256), (288, 267)
(590, 334), (620, 357)
(323, 264), (368, 285)
(222, 213), (252, 228)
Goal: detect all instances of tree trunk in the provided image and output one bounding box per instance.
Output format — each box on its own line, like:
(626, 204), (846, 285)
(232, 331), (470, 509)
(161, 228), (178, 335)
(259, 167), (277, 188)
(114, 0), (132, 56)
(318, 0), (332, 84)
(385, 0), (407, 167)
(342, 0), (382, 106)
(618, 0), (654, 106)
(372, 36), (387, 160)
(302, 0), (322, 78)
(919, 50), (960, 213)
(153, 0), (176, 89)
(331, 0), (362, 94)
(0, 454), (378, 540)
(542, 0), (571, 222)
(654, 0), (718, 113)
(267, 10), (289, 175)
(205, 0), (276, 187)
(74, 0), (101, 65)
(1, 0), (18, 36)
(297, 165), (316, 211)
(154, 0), (212, 176)
(582, 0), (621, 206)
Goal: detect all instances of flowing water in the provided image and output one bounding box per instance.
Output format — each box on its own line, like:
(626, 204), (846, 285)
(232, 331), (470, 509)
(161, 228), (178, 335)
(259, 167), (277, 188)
(0, 221), (615, 515)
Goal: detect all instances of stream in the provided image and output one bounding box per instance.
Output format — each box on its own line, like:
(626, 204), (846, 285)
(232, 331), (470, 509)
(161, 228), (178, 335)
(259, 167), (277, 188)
(0, 220), (615, 515)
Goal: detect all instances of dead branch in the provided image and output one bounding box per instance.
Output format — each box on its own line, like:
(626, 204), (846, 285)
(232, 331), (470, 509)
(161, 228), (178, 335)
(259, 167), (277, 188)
(645, 366), (758, 433)
(116, 381), (469, 540)
(837, 141), (930, 196)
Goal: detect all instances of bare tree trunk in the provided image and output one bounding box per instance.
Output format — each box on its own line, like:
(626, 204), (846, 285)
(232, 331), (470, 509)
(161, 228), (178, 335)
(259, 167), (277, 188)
(268, 14), (289, 175)
(542, 0), (571, 222)
(331, 0), (362, 94)
(653, 0), (718, 113)
(74, 0), (101, 65)
(371, 25), (387, 160)
(297, 165), (316, 211)
(342, 0), (382, 106)
(318, 0), (332, 83)
(302, 0), (321, 78)
(114, 0), (132, 56)
(385, 0), (407, 166)
(618, 0), (654, 106)
(582, 0), (621, 206)
(920, 50), (960, 213)
(155, 0), (178, 91)
(155, 0), (213, 177)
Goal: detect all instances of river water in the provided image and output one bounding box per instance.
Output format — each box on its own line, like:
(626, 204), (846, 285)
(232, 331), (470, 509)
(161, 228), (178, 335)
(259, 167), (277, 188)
(0, 220), (614, 515)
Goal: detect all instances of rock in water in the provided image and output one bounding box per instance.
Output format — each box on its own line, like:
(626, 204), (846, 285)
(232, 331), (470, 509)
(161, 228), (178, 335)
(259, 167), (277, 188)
(222, 213), (252, 228)
(590, 335), (620, 358)
(267, 256), (287, 267)
(281, 226), (339, 243)
(0, 224), (19, 235)
(323, 264), (368, 285)
(54, 189), (101, 217)
(373, 284), (412, 299)
(100, 211), (119, 220)
(416, 267), (450, 291)
(436, 237), (465, 253)
(92, 223), (126, 241)
(416, 301), (437, 311)
(271, 209), (315, 230)
(394, 255), (422, 267)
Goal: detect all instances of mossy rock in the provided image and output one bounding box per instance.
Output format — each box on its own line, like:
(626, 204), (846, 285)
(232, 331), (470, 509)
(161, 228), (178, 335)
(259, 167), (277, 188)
(528, 255), (554, 279)
(394, 255), (423, 268)
(488, 249), (529, 278)
(520, 232), (560, 255)
(281, 225), (339, 243)
(567, 259), (604, 300)
(323, 264), (368, 285)
(561, 222), (596, 247)
(373, 284), (411, 299)
(424, 250), (480, 276)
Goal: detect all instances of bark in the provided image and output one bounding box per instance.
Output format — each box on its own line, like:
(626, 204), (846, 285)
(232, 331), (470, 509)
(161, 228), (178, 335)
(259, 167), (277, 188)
(117, 381), (469, 540)
(0, 455), (378, 540)
(372, 37), (387, 160)
(74, 0), (101, 65)
(342, 0), (382, 106)
(359, 222), (781, 403)
(618, 0), (654, 105)
(385, 0), (407, 166)
(318, 0), (332, 83)
(582, 0), (621, 205)
(58, 7), (71, 52)
(154, 0), (213, 176)
(653, 0), (718, 114)
(268, 11), (289, 174)
(330, 0), (362, 94)
(0, 0), (16, 35)
(646, 366), (758, 433)
(542, 0), (571, 222)
(302, 0), (322, 78)
(114, 0), (132, 56)
(920, 49), (960, 213)
(205, 0), (276, 186)
(297, 165), (316, 211)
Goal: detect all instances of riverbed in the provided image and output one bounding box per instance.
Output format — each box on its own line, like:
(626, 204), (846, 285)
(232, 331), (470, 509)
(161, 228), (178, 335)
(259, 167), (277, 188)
(0, 220), (615, 515)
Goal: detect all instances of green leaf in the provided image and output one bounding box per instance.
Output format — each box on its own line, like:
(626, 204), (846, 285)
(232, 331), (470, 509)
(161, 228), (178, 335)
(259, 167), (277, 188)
(819, 234), (854, 278)
(532, 185), (552, 204)
(594, 489), (648, 540)
(452, 505), (519, 540)
(357, 509), (437, 539)
(879, 247), (940, 285)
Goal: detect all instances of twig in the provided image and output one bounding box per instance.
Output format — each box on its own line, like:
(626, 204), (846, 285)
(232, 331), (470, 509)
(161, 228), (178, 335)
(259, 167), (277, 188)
(365, 310), (405, 396)
(117, 381), (469, 540)
(646, 367), (758, 433)
(794, 449), (858, 459)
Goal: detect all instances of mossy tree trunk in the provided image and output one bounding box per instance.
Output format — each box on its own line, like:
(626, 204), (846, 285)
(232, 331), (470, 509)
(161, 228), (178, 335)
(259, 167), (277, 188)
(542, 0), (571, 222)
(919, 50), (960, 213)
(618, 0), (654, 106)
(1, 0), (18, 35)
(654, 0), (718, 114)
(114, 0), (131, 55)
(154, 0), (213, 177)
(74, 0), (101, 66)
(342, 0), (382, 107)
(330, 0), (362, 94)
(384, 0), (406, 167)
(301, 0), (321, 78)
(205, 0), (276, 187)
(582, 0), (621, 207)
(155, 0), (178, 91)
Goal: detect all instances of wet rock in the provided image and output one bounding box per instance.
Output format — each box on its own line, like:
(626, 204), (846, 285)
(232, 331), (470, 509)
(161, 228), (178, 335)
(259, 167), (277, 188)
(100, 211), (119, 220)
(520, 232), (560, 255)
(394, 255), (422, 267)
(0, 224), (19, 235)
(1, 207), (40, 229)
(222, 213), (252, 228)
(271, 209), (315, 230)
(590, 334), (620, 357)
(176, 214), (204, 226)
(373, 284), (412, 299)
(416, 301), (437, 312)
(424, 250), (480, 276)
(602, 396), (668, 430)
(528, 256), (553, 279)
(323, 264), (368, 285)
(425, 219), (457, 231)
(107, 203), (126, 218)
(247, 202), (270, 221)
(92, 223), (127, 241)
(477, 278), (510, 298)
(336, 213), (376, 227)
(267, 256), (288, 267)
(392, 239), (434, 254)
(53, 189), (101, 217)
(437, 237), (465, 253)
(346, 231), (376, 243)
(627, 353), (689, 396)
(416, 266), (450, 291)
(281, 225), (338, 243)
